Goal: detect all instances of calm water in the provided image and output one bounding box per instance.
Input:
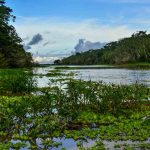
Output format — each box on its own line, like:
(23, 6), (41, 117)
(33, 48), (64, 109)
(33, 66), (150, 87)
(11, 66), (150, 149)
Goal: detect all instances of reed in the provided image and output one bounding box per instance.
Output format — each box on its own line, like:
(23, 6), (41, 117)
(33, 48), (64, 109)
(0, 69), (37, 95)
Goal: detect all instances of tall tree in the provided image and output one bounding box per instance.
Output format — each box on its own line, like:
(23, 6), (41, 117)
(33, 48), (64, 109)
(59, 31), (150, 65)
(0, 0), (32, 68)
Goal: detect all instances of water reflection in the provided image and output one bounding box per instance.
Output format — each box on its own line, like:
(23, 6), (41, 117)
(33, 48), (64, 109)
(33, 67), (150, 87)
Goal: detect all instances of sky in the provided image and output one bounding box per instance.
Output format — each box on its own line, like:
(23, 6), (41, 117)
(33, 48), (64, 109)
(6, 0), (150, 63)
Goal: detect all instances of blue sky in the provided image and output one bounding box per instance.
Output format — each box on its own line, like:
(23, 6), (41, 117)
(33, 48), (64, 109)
(6, 0), (150, 63)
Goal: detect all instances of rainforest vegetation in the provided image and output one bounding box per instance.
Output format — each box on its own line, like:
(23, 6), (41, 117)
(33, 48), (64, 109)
(58, 31), (150, 65)
(0, 0), (150, 149)
(0, 0), (32, 68)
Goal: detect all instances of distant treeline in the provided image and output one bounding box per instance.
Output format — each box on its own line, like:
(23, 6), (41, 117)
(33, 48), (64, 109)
(57, 31), (150, 65)
(0, 0), (32, 68)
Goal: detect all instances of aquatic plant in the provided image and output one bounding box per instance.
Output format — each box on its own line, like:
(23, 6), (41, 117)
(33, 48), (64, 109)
(0, 69), (37, 95)
(0, 77), (149, 149)
(52, 79), (149, 116)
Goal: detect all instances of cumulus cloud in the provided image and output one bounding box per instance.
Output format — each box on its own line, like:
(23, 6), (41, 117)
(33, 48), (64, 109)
(75, 39), (106, 53)
(28, 33), (43, 46)
(33, 56), (60, 64)
(15, 17), (141, 63)
(23, 33), (43, 50)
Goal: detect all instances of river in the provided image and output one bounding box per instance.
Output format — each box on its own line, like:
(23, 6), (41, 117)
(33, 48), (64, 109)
(33, 65), (150, 87)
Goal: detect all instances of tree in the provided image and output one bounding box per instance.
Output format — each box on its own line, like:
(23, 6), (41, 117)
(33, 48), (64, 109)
(54, 59), (61, 65)
(0, 0), (33, 68)
(60, 31), (150, 65)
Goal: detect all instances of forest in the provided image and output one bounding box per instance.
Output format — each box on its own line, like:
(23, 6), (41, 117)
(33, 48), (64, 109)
(58, 31), (150, 65)
(0, 0), (32, 68)
(0, 0), (150, 149)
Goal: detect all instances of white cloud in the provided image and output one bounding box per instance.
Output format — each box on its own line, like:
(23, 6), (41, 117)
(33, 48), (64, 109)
(33, 56), (60, 64)
(14, 17), (138, 63)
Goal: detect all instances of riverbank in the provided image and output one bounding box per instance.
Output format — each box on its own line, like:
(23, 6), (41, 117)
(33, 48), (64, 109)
(117, 62), (150, 69)
(36, 62), (150, 70)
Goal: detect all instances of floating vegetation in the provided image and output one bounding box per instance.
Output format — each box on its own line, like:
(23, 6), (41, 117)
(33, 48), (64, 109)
(0, 69), (150, 149)
(46, 69), (77, 78)
(54, 65), (116, 70)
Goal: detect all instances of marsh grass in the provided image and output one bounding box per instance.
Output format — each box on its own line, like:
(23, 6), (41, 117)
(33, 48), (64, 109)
(0, 69), (37, 95)
(50, 79), (150, 117)
(118, 62), (150, 69)
(54, 65), (115, 70)
(0, 75), (149, 149)
(46, 69), (76, 77)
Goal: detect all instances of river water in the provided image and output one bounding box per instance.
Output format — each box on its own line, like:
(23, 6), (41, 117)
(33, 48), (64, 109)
(33, 66), (150, 87)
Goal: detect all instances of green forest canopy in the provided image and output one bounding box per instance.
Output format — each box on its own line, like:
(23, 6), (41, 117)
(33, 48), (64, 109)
(58, 31), (150, 65)
(0, 0), (32, 68)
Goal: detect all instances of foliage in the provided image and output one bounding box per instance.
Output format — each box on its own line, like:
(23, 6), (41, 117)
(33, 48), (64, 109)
(0, 95), (149, 149)
(0, 69), (37, 95)
(0, 0), (33, 68)
(59, 31), (150, 65)
(53, 79), (149, 116)
(0, 71), (149, 149)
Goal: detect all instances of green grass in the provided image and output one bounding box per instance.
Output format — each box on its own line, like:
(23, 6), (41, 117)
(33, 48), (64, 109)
(117, 62), (150, 69)
(55, 65), (116, 70)
(0, 69), (37, 95)
(54, 62), (150, 70)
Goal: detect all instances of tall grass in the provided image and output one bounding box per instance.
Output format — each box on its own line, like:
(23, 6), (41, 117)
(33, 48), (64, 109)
(42, 79), (150, 117)
(0, 69), (37, 95)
